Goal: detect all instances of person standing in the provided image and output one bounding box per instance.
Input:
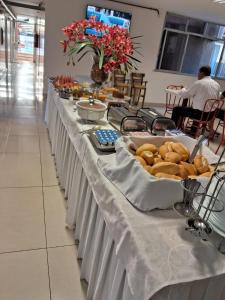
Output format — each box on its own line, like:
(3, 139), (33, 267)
(171, 66), (221, 128)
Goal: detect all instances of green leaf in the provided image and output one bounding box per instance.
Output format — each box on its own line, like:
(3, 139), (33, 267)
(77, 50), (92, 62)
(99, 47), (104, 69)
(131, 35), (143, 39)
(133, 48), (143, 57)
(68, 41), (92, 56)
(126, 54), (141, 63)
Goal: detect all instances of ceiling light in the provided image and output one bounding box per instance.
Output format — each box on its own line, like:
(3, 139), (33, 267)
(213, 0), (225, 3)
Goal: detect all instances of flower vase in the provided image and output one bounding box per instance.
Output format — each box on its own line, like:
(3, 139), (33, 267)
(90, 56), (108, 85)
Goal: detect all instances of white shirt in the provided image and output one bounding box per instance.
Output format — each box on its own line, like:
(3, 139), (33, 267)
(179, 76), (221, 111)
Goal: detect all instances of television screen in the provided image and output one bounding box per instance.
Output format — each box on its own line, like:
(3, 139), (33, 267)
(86, 5), (132, 36)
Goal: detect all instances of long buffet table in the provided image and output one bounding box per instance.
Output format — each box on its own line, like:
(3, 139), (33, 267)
(46, 83), (225, 300)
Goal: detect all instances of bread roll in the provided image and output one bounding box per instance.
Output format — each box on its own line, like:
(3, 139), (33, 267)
(171, 143), (189, 162)
(144, 165), (153, 174)
(164, 141), (174, 152)
(188, 175), (198, 179)
(164, 152), (181, 164)
(159, 144), (170, 159)
(134, 156), (147, 167)
(151, 162), (180, 176)
(200, 172), (213, 177)
(209, 165), (215, 173)
(136, 144), (158, 155)
(178, 164), (189, 179)
(155, 173), (182, 180)
(180, 161), (197, 176)
(194, 155), (209, 174)
(140, 151), (154, 165)
(154, 157), (163, 164)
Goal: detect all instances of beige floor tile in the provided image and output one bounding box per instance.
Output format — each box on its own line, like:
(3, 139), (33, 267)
(44, 186), (74, 247)
(48, 246), (86, 300)
(0, 187), (46, 253)
(40, 133), (53, 157)
(9, 122), (39, 136)
(3, 135), (40, 153)
(42, 156), (59, 186)
(10, 106), (37, 119)
(40, 131), (58, 186)
(0, 134), (7, 152)
(0, 153), (42, 187)
(0, 249), (50, 300)
(38, 120), (49, 134)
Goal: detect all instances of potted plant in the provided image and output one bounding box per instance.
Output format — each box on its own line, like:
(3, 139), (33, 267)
(61, 16), (141, 85)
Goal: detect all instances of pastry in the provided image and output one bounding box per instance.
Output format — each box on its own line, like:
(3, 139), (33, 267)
(136, 144), (158, 156)
(96, 93), (107, 101)
(144, 165), (153, 174)
(155, 173), (182, 180)
(164, 141), (174, 152)
(164, 152), (181, 164)
(151, 162), (180, 176)
(171, 143), (189, 162)
(159, 144), (170, 159)
(200, 172), (213, 177)
(140, 151), (154, 165)
(102, 87), (117, 94)
(178, 164), (189, 179)
(112, 90), (124, 99)
(154, 157), (163, 164)
(180, 161), (197, 176)
(134, 156), (147, 167)
(194, 155), (209, 174)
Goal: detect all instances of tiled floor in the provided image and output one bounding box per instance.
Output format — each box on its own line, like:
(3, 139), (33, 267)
(0, 62), (86, 300)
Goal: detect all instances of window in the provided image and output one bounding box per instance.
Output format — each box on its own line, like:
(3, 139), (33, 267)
(157, 13), (225, 78)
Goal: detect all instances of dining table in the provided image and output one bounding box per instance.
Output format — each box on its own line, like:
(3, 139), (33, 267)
(45, 82), (225, 300)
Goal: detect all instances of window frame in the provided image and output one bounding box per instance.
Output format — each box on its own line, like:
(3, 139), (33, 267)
(156, 12), (225, 79)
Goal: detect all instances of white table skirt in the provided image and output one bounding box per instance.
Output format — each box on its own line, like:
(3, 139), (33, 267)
(46, 84), (225, 300)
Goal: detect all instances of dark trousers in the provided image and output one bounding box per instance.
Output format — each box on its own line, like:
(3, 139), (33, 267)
(171, 106), (213, 128)
(216, 109), (225, 121)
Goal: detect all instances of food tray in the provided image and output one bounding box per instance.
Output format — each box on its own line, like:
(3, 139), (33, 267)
(98, 135), (220, 212)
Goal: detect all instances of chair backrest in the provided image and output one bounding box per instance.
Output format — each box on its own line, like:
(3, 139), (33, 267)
(114, 74), (126, 86)
(166, 84), (183, 90)
(112, 69), (124, 85)
(130, 72), (145, 85)
(165, 85), (183, 111)
(200, 99), (224, 123)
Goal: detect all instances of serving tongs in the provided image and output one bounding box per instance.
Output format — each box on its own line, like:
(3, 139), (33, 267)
(189, 134), (208, 163)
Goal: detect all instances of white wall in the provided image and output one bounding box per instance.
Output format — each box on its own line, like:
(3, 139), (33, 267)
(44, 0), (225, 103)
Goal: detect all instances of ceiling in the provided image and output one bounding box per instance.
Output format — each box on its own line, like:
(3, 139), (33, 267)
(123, 0), (225, 24)
(4, 0), (225, 23)
(5, 0), (45, 18)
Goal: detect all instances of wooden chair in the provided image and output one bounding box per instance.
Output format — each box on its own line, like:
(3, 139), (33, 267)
(129, 72), (148, 108)
(164, 85), (185, 116)
(183, 99), (224, 139)
(113, 73), (130, 95)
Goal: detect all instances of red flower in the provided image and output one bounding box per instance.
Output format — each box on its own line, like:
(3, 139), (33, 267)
(62, 17), (138, 72)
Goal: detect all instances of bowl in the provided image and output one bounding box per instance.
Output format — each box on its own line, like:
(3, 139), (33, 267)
(76, 100), (107, 121)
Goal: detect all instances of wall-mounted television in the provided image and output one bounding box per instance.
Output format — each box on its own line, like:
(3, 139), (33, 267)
(86, 5), (132, 36)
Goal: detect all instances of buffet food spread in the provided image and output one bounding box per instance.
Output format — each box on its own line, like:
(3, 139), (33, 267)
(52, 75), (129, 102)
(46, 77), (225, 300)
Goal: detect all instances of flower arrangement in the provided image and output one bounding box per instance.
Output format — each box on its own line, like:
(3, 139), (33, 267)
(61, 17), (141, 74)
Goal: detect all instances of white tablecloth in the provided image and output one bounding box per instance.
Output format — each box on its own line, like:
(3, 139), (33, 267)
(46, 83), (225, 300)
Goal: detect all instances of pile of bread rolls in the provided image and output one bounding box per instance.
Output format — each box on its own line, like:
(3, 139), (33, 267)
(133, 141), (214, 180)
